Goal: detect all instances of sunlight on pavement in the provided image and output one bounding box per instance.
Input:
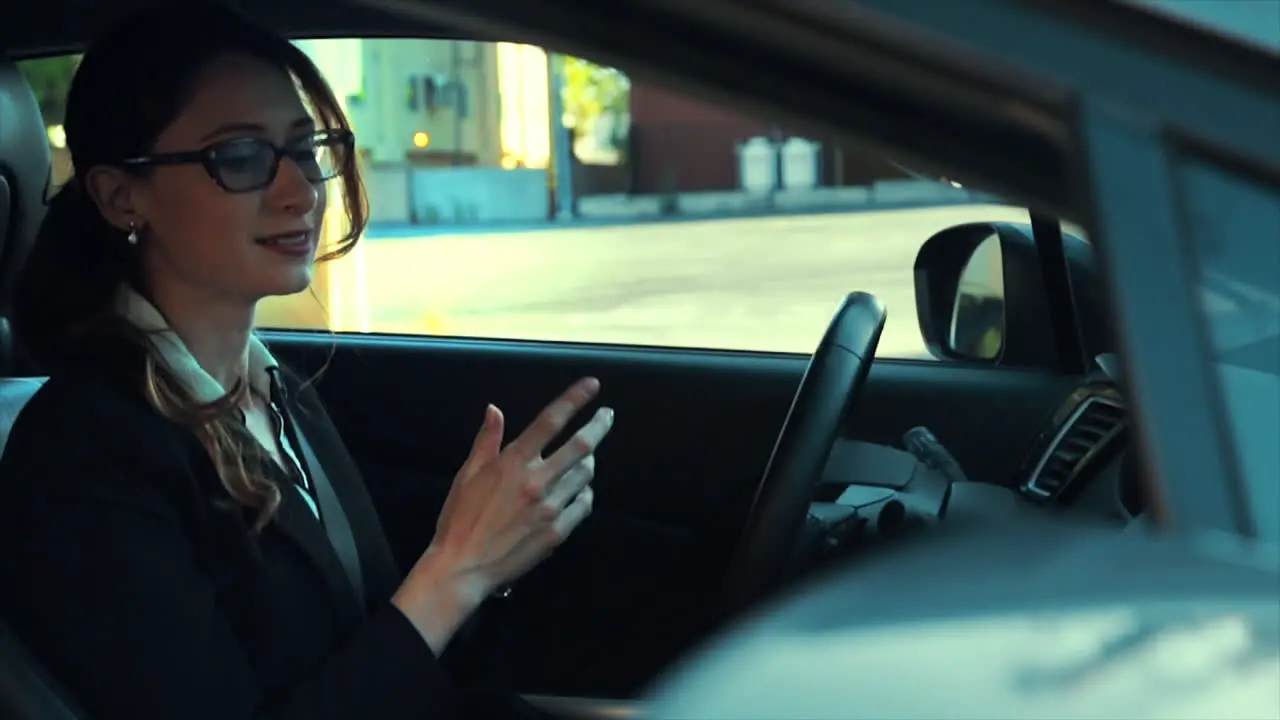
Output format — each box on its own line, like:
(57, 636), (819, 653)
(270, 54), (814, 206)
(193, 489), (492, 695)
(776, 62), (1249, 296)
(422, 311), (452, 335)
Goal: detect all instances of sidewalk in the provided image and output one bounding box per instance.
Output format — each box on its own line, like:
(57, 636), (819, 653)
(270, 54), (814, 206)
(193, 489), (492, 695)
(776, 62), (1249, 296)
(365, 180), (1008, 240)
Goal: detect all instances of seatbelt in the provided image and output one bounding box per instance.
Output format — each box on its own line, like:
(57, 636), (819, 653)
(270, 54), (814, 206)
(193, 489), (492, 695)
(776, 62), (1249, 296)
(292, 423), (367, 613)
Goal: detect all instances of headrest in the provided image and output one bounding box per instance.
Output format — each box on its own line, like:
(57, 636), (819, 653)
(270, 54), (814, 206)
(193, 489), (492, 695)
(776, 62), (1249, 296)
(0, 58), (52, 307)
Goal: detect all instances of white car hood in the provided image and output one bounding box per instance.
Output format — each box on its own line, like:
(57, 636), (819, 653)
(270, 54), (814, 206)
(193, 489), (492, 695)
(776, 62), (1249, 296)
(645, 524), (1279, 719)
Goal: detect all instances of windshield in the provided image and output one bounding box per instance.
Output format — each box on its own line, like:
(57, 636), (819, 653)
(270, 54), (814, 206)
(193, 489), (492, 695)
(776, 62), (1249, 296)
(1182, 161), (1280, 542)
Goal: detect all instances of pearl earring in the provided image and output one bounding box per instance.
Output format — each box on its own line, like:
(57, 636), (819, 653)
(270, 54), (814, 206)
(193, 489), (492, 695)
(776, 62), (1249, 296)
(127, 222), (139, 245)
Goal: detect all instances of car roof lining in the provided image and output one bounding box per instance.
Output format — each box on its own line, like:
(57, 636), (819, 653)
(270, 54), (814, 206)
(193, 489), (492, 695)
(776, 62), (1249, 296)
(1, 0), (484, 58)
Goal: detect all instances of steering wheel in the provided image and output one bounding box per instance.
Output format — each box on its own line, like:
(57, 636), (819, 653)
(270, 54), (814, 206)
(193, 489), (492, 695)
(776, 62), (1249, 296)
(724, 291), (886, 611)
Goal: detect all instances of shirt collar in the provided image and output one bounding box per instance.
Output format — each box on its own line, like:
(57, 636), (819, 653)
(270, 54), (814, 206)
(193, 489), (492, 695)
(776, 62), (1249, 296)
(116, 286), (280, 403)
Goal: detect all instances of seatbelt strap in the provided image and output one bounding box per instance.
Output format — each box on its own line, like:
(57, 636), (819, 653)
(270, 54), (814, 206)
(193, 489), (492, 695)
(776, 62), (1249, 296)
(293, 426), (367, 612)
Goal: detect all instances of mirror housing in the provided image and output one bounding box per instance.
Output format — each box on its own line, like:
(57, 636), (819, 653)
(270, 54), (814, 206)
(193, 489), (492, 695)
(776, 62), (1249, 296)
(914, 222), (1102, 368)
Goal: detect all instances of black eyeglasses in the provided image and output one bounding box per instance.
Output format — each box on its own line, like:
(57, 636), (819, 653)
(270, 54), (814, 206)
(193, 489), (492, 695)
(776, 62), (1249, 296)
(120, 129), (354, 193)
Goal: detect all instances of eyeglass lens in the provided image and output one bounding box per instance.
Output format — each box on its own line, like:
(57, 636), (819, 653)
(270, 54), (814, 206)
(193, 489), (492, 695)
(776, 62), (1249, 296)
(211, 134), (343, 191)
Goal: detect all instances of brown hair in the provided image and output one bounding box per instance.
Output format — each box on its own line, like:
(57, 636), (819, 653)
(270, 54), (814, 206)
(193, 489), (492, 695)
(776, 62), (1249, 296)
(13, 4), (367, 531)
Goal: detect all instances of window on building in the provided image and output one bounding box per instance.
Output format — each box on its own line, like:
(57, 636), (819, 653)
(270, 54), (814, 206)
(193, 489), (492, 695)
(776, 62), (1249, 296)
(19, 39), (1036, 360)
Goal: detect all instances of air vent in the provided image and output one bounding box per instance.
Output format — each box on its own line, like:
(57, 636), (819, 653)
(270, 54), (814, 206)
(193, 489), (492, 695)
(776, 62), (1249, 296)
(1024, 397), (1127, 499)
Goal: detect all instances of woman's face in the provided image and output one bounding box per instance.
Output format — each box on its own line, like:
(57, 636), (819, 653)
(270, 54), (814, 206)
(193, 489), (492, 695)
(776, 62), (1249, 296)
(93, 53), (328, 309)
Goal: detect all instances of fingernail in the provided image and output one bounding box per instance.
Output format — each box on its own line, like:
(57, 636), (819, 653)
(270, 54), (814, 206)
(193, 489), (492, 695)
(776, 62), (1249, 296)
(583, 377), (601, 393)
(602, 406), (614, 423)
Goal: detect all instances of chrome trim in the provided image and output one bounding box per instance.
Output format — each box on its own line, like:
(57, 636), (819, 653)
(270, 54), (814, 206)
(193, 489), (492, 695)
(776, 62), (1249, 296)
(1023, 396), (1126, 498)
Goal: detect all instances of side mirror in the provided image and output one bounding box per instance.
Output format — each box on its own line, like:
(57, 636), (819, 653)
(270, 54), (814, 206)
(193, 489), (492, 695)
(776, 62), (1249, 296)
(948, 233), (1005, 360)
(914, 222), (1079, 367)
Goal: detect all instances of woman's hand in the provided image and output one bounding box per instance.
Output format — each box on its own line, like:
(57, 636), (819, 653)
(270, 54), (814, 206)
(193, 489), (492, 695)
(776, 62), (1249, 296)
(392, 377), (613, 653)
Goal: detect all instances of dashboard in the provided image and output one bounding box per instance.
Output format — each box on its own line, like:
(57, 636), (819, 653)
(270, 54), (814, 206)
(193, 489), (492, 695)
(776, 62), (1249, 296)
(648, 376), (1278, 720)
(810, 358), (1143, 562)
(1015, 380), (1140, 522)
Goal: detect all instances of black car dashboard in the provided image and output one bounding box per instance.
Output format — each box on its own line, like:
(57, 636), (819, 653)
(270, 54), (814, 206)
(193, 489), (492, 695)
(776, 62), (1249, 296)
(1014, 380), (1138, 520)
(810, 359), (1142, 565)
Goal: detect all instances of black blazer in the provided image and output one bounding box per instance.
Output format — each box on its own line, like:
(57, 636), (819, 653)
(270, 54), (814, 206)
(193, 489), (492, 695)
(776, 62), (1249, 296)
(0, 365), (511, 720)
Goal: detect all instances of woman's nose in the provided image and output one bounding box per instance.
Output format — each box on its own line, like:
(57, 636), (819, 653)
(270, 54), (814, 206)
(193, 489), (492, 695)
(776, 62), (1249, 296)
(267, 156), (319, 215)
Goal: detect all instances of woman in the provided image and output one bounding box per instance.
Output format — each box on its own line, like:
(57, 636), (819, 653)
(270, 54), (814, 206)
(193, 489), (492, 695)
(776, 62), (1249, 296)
(0, 5), (613, 719)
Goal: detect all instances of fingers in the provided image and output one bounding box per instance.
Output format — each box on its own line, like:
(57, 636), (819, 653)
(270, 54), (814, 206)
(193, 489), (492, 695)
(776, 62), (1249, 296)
(551, 487), (594, 542)
(538, 406), (614, 481)
(433, 381), (605, 593)
(480, 485), (594, 591)
(458, 404), (504, 482)
(505, 377), (601, 462)
(542, 454), (594, 511)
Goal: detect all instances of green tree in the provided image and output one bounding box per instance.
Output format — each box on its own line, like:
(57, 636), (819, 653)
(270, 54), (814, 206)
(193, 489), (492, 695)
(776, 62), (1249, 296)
(561, 56), (630, 146)
(17, 55), (81, 127)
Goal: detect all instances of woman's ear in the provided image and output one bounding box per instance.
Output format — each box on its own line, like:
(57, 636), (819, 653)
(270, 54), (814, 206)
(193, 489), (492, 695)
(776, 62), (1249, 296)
(82, 165), (146, 233)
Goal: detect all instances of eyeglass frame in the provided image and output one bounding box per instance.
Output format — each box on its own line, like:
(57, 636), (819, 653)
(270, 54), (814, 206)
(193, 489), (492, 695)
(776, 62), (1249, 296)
(118, 128), (355, 194)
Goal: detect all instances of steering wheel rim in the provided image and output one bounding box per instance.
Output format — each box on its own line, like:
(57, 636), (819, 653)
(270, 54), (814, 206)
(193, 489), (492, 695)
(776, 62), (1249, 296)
(724, 291), (886, 611)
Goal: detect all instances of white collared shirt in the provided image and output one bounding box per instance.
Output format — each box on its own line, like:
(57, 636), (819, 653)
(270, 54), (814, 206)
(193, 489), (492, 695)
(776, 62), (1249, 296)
(116, 287), (320, 518)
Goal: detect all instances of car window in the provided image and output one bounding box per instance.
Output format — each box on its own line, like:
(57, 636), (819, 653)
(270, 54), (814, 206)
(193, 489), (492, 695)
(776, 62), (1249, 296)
(1180, 161), (1280, 542)
(1064, 184), (1278, 542)
(1126, 0), (1280, 51)
(20, 39), (1039, 360)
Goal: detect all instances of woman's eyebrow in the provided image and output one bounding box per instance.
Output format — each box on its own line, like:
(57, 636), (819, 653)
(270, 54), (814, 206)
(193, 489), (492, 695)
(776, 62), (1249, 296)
(199, 117), (314, 143)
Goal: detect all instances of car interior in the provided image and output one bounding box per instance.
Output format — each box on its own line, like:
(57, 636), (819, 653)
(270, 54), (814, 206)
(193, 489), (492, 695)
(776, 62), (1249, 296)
(2, 0), (1273, 718)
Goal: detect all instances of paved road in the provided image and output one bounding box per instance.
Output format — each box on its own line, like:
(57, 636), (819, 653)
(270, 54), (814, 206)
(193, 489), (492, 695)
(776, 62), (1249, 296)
(304, 203), (1036, 358)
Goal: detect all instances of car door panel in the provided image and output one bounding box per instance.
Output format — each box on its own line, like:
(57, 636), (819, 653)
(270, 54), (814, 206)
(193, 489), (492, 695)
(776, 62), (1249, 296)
(263, 330), (1079, 696)
(265, 332), (1076, 533)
